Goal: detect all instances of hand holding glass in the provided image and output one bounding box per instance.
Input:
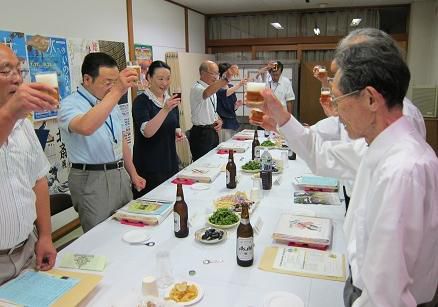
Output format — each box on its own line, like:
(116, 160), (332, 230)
(127, 60), (142, 86)
(35, 72), (60, 105)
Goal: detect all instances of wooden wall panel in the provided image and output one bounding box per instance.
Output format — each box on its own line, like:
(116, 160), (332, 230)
(299, 61), (333, 124)
(425, 118), (438, 154)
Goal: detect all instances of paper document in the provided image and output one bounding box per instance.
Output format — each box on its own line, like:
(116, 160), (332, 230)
(0, 271), (79, 307)
(59, 253), (107, 271)
(273, 247), (344, 279)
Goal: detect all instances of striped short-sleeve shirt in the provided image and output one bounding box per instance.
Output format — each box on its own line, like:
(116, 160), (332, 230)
(0, 119), (50, 249)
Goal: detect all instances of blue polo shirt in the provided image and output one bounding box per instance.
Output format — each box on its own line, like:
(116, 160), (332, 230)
(58, 85), (123, 164)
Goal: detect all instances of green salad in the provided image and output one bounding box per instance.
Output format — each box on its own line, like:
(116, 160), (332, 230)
(208, 208), (239, 225)
(261, 140), (276, 147)
(242, 160), (261, 171)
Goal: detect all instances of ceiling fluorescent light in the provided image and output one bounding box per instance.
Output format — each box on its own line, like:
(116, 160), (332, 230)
(313, 25), (321, 35)
(351, 18), (362, 26)
(271, 22), (284, 30)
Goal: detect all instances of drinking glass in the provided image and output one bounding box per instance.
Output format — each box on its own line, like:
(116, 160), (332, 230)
(127, 60), (141, 86)
(156, 250), (174, 289)
(35, 72), (60, 103)
(320, 87), (331, 104)
(317, 65), (327, 79)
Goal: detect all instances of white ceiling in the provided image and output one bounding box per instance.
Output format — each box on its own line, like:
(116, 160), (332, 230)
(171, 0), (415, 15)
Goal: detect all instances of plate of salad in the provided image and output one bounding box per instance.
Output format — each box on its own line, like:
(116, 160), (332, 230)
(207, 208), (240, 229)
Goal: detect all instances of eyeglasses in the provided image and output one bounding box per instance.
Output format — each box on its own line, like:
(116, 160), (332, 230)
(331, 89), (361, 109)
(0, 67), (23, 79)
(206, 71), (219, 77)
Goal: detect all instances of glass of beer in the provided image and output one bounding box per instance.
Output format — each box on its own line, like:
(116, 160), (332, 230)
(127, 60), (141, 86)
(35, 72), (60, 105)
(318, 65), (327, 79)
(246, 82), (265, 123)
(246, 82), (265, 107)
(320, 87), (332, 104)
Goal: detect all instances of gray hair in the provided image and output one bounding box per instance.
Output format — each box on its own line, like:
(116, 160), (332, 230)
(337, 28), (405, 59)
(334, 40), (410, 109)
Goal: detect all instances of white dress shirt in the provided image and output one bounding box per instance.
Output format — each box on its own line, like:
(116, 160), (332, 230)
(266, 75), (295, 108)
(280, 115), (438, 306)
(190, 80), (217, 126)
(0, 119), (50, 249)
(403, 97), (426, 140)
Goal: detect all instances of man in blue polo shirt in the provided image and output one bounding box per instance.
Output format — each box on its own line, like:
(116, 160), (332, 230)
(59, 53), (145, 232)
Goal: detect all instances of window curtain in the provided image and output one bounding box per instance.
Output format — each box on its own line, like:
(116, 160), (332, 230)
(165, 52), (192, 167)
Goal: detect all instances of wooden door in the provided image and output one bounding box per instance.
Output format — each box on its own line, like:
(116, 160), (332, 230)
(299, 61), (333, 125)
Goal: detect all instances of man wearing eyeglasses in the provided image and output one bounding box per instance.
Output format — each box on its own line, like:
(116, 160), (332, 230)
(310, 29), (426, 211)
(251, 38), (438, 306)
(0, 45), (58, 285)
(189, 60), (235, 161)
(58, 53), (145, 232)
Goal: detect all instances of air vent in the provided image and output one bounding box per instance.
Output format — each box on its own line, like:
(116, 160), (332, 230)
(411, 86), (437, 117)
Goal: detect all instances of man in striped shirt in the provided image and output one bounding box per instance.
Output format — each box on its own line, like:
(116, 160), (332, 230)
(0, 45), (58, 285)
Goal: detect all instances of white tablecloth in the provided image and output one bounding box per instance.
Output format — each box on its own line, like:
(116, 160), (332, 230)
(57, 133), (347, 307)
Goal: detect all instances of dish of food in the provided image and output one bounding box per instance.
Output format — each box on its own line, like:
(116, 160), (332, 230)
(166, 281), (203, 306)
(260, 140), (277, 148)
(241, 160), (281, 174)
(195, 227), (226, 244)
(207, 209), (240, 229)
(241, 160), (261, 172)
(213, 192), (255, 213)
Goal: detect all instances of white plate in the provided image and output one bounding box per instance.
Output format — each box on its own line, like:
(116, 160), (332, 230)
(194, 227), (227, 244)
(166, 281), (204, 306)
(263, 291), (304, 307)
(191, 183), (211, 190)
(122, 230), (151, 244)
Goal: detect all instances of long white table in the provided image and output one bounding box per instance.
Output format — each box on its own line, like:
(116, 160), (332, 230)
(57, 133), (347, 307)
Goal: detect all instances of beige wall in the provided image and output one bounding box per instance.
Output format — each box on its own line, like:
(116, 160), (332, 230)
(407, 0), (437, 98)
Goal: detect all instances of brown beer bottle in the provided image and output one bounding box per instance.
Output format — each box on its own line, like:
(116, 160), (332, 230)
(236, 203), (254, 267)
(251, 129), (260, 160)
(226, 150), (237, 189)
(174, 183), (189, 238)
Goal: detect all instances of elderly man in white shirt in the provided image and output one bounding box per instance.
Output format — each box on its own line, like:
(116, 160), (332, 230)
(0, 45), (58, 285)
(251, 38), (438, 307)
(310, 28), (427, 211)
(189, 60), (235, 161)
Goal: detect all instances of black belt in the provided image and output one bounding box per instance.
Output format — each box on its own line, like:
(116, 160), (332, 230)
(71, 160), (124, 171)
(0, 239), (28, 256)
(193, 124), (215, 129)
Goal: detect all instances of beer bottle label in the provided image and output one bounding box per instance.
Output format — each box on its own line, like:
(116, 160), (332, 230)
(237, 237), (254, 261)
(174, 212), (181, 232)
(240, 218), (249, 225)
(226, 170), (230, 184)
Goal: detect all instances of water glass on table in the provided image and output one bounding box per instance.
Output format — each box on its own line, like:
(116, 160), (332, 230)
(156, 250), (174, 289)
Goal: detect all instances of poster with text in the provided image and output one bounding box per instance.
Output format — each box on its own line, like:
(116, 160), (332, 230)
(0, 30), (30, 82)
(67, 38), (99, 91)
(35, 120), (70, 194)
(26, 34), (71, 121)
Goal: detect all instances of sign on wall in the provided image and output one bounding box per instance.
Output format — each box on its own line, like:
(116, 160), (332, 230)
(26, 35), (71, 121)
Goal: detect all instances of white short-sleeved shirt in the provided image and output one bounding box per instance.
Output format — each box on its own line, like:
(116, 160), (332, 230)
(266, 75), (295, 107)
(58, 85), (124, 164)
(0, 119), (50, 249)
(190, 80), (217, 126)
